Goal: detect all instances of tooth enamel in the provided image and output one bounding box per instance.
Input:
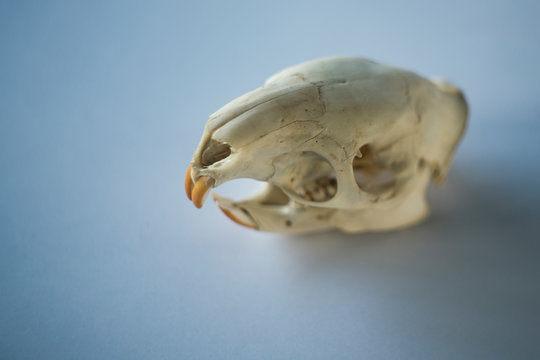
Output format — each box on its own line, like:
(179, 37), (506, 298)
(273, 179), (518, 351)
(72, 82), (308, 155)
(212, 193), (258, 229)
(185, 165), (194, 201)
(191, 176), (214, 209)
(217, 205), (258, 230)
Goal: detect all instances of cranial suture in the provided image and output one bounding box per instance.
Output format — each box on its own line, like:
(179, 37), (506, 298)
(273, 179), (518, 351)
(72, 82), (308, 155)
(185, 57), (468, 233)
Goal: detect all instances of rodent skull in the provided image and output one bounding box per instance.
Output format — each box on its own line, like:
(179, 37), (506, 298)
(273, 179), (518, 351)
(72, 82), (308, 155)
(186, 57), (468, 233)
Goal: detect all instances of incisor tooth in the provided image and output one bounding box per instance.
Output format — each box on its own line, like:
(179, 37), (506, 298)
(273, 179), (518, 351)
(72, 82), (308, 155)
(185, 165), (194, 201)
(191, 176), (213, 209)
(217, 205), (258, 230)
(211, 193), (258, 230)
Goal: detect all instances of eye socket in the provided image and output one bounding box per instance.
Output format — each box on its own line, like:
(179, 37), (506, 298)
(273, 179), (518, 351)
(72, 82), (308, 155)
(201, 139), (232, 167)
(353, 144), (396, 195)
(273, 151), (337, 202)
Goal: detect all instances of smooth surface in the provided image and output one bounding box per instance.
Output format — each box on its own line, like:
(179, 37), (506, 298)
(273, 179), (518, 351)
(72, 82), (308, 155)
(1, 1), (540, 359)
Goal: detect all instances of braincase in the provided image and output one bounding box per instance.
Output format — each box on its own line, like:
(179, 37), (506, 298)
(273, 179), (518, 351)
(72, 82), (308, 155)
(265, 57), (401, 85)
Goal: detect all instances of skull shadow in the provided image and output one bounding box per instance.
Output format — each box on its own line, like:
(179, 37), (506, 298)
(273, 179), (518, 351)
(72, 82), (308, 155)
(275, 165), (539, 269)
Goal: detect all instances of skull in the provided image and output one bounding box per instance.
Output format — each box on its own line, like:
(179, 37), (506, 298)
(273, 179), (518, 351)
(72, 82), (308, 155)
(185, 57), (468, 233)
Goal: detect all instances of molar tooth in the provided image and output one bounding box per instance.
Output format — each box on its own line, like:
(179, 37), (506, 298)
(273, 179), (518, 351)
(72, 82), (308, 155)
(327, 183), (337, 197)
(311, 186), (326, 201)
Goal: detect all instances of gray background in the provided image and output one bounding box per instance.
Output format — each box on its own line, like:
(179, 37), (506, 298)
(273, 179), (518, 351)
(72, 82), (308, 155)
(1, 0), (540, 359)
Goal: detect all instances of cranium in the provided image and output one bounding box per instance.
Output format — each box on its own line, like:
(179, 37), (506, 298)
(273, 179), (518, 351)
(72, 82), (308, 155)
(185, 57), (468, 233)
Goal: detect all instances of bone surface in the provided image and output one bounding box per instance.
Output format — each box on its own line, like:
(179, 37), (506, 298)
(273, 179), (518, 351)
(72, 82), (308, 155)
(186, 57), (468, 233)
